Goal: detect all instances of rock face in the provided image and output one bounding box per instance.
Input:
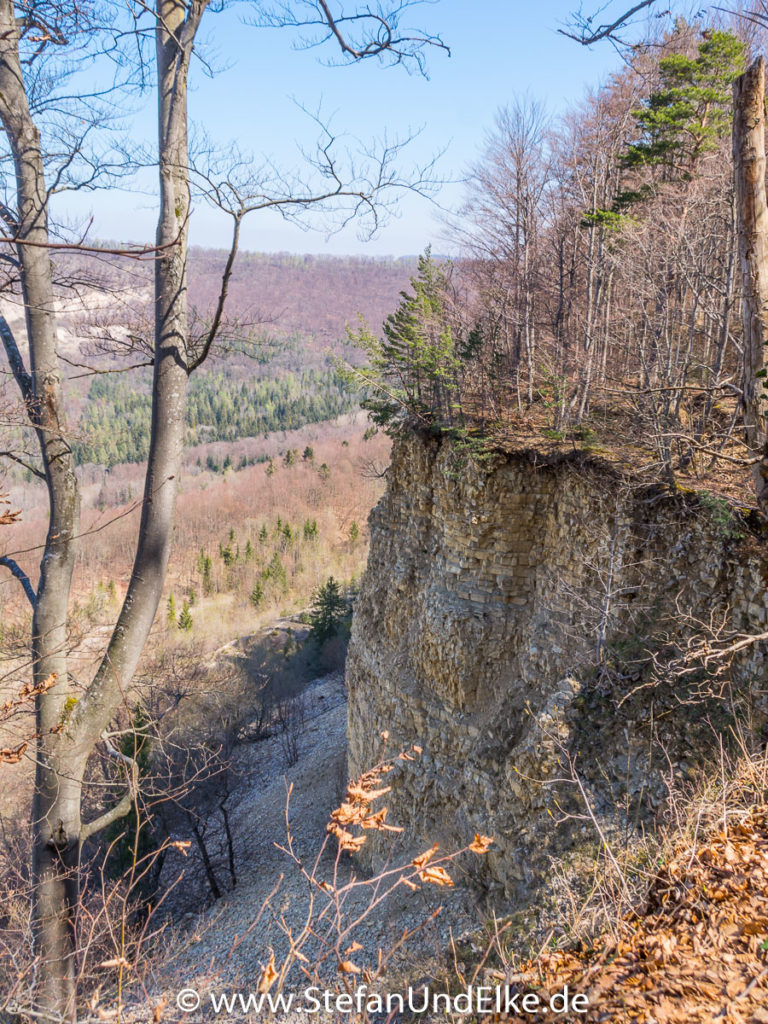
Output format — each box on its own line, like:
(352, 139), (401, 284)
(345, 433), (768, 898)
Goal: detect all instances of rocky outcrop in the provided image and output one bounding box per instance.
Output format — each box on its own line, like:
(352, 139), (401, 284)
(345, 433), (768, 898)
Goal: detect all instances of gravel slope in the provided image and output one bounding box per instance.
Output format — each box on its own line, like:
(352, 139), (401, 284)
(140, 673), (479, 1021)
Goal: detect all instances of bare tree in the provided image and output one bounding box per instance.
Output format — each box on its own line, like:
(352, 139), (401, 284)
(0, 2), (446, 1018)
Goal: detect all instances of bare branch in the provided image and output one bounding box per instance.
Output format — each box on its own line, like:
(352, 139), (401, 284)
(559, 0), (661, 45)
(79, 733), (140, 844)
(0, 556), (36, 608)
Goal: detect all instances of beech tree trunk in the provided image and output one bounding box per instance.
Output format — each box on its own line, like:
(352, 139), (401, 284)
(733, 57), (768, 513)
(0, 3), (434, 1018)
(0, 4), (82, 1017)
(0, 3), (201, 1017)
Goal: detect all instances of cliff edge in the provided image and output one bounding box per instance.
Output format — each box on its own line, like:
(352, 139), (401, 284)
(346, 432), (768, 901)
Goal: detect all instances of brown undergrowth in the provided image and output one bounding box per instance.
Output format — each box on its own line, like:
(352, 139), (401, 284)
(483, 748), (768, 1024)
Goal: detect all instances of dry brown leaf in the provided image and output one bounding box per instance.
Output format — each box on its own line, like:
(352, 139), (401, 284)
(346, 784), (391, 803)
(338, 960), (361, 974)
(0, 743), (27, 765)
(99, 957), (131, 970)
(413, 843), (438, 870)
(418, 865), (454, 887)
(469, 833), (494, 854)
(258, 953), (277, 994)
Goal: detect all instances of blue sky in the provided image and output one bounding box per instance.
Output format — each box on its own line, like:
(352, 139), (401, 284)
(61, 1), (638, 257)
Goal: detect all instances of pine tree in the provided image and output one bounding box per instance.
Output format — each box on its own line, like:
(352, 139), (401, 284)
(178, 600), (193, 632)
(349, 520), (360, 543)
(166, 592), (176, 628)
(201, 554), (213, 596)
(262, 552), (288, 593)
(250, 581), (265, 608)
(624, 29), (746, 176)
(346, 247), (460, 432)
(308, 577), (348, 646)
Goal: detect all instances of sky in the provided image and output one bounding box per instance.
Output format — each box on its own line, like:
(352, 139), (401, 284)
(60, 0), (647, 258)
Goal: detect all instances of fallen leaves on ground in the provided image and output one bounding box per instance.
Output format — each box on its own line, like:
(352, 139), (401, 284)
(486, 806), (768, 1023)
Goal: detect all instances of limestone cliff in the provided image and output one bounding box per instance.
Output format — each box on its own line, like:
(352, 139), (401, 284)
(345, 433), (768, 899)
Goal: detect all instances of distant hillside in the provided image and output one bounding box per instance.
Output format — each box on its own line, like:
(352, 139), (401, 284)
(188, 250), (418, 348)
(0, 249), (417, 470)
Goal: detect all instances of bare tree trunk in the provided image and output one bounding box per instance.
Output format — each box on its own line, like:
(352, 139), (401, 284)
(0, 3), (202, 1016)
(733, 57), (768, 513)
(0, 5), (81, 1017)
(220, 799), (237, 887)
(189, 816), (222, 900)
(70, 0), (200, 757)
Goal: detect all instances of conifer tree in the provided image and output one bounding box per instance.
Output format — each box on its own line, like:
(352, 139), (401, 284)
(347, 248), (461, 432)
(624, 29), (746, 177)
(308, 577), (348, 646)
(178, 601), (193, 632)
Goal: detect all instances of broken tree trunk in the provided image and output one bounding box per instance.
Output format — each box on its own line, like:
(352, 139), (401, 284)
(733, 56), (768, 514)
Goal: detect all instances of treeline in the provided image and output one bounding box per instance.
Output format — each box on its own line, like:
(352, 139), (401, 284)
(76, 368), (355, 467)
(351, 22), (755, 485)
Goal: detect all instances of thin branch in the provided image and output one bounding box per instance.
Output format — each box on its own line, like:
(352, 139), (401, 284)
(559, 0), (659, 45)
(0, 315), (33, 407)
(80, 733), (140, 843)
(0, 450), (45, 479)
(0, 556), (36, 608)
(187, 211), (242, 372)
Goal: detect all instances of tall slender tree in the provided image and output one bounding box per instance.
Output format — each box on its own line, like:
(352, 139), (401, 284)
(0, 2), (447, 1018)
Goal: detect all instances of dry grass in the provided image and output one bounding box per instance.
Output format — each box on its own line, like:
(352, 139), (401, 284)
(472, 740), (768, 1024)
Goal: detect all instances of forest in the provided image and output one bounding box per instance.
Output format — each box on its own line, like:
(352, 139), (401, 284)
(76, 367), (355, 466)
(1, 3), (768, 1024)
(351, 24), (759, 503)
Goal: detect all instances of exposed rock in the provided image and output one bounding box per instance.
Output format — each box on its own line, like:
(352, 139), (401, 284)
(346, 433), (768, 899)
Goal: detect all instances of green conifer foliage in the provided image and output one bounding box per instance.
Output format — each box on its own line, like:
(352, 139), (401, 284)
(308, 577), (348, 646)
(624, 29), (746, 175)
(166, 592), (176, 628)
(345, 248), (461, 433)
(178, 600), (193, 632)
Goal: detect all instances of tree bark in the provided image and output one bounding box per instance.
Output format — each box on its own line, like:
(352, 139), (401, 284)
(0, 5), (81, 1017)
(0, 3), (203, 1017)
(70, 1), (199, 753)
(733, 57), (768, 513)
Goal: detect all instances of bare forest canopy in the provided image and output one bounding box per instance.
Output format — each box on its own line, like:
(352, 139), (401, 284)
(347, 22), (766, 507)
(1, 250), (417, 470)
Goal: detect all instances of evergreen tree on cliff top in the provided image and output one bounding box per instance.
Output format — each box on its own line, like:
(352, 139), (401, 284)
(624, 28), (745, 177)
(347, 248), (461, 432)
